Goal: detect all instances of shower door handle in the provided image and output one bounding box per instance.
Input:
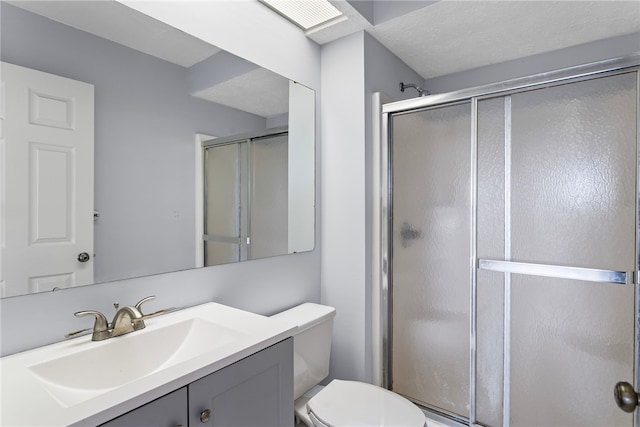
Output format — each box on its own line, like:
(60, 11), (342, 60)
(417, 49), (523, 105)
(614, 381), (639, 412)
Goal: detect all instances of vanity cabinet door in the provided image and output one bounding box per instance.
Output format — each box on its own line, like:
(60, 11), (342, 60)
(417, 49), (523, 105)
(99, 387), (188, 427)
(189, 338), (294, 427)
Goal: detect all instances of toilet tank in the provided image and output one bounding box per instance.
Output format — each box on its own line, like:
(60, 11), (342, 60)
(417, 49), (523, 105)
(271, 303), (335, 400)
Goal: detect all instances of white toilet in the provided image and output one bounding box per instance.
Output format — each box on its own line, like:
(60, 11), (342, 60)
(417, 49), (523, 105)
(271, 303), (426, 427)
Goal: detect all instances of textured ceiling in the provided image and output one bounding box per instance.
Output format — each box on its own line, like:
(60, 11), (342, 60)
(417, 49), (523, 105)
(366, 0), (640, 78)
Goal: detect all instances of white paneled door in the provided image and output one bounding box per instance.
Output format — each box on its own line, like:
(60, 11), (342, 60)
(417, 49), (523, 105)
(1, 62), (94, 297)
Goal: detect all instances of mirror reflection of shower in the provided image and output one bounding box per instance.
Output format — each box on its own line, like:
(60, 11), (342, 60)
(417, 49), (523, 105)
(203, 128), (289, 266)
(399, 81), (430, 97)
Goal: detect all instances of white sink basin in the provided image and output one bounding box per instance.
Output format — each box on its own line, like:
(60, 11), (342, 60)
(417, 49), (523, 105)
(0, 301), (296, 426)
(28, 318), (244, 407)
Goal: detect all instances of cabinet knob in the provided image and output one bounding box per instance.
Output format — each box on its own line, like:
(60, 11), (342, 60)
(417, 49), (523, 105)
(200, 409), (211, 423)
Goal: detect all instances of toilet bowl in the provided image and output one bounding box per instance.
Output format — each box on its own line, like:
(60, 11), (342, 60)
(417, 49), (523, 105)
(271, 303), (426, 427)
(305, 379), (426, 427)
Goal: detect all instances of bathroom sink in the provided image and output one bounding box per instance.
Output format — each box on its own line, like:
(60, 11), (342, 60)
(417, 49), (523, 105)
(1, 301), (295, 426)
(28, 318), (246, 407)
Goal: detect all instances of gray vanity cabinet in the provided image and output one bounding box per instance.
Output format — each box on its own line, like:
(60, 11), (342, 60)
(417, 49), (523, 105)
(99, 387), (188, 427)
(100, 338), (293, 427)
(189, 337), (293, 427)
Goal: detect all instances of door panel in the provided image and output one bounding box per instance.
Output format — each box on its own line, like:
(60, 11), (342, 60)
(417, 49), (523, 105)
(1, 61), (94, 296)
(510, 73), (637, 271)
(29, 143), (74, 243)
(475, 72), (638, 426)
(390, 103), (471, 417)
(204, 142), (244, 265)
(249, 134), (288, 259)
(505, 73), (637, 426)
(510, 275), (633, 426)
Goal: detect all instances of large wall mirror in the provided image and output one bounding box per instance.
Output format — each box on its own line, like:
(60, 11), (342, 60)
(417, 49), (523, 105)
(0, 0), (315, 298)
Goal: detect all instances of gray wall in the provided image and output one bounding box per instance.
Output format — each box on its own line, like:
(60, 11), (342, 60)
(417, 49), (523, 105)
(321, 32), (368, 383)
(320, 30), (423, 384)
(0, 3), (321, 357)
(1, 3), (267, 284)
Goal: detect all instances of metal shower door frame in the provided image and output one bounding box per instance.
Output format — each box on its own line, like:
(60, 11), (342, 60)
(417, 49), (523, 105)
(379, 54), (640, 426)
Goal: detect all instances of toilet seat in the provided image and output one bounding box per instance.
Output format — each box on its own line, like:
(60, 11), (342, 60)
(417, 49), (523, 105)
(306, 380), (426, 427)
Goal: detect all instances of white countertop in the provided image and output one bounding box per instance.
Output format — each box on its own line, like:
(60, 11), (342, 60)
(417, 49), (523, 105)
(0, 302), (295, 426)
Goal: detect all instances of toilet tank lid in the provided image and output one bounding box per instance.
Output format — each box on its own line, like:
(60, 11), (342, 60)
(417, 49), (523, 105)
(271, 303), (335, 333)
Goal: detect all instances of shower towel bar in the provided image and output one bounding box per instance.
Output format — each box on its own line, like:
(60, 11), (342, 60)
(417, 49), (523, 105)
(478, 259), (634, 285)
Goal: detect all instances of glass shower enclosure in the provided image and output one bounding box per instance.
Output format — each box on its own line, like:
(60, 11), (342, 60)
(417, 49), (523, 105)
(380, 55), (640, 427)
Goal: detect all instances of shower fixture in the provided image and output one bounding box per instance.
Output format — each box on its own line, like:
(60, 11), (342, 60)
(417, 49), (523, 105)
(399, 82), (430, 97)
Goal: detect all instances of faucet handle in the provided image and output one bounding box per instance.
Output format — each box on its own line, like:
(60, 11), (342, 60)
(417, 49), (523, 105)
(134, 295), (156, 315)
(74, 310), (108, 330)
(74, 310), (111, 341)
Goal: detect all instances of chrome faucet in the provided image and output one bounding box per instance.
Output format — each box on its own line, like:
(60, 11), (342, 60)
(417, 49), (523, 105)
(73, 296), (156, 341)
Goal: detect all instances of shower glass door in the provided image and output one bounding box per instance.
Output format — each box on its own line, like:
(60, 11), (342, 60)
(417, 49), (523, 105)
(384, 60), (639, 427)
(204, 141), (247, 265)
(249, 134), (288, 259)
(476, 72), (637, 426)
(203, 130), (289, 266)
(390, 102), (472, 420)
